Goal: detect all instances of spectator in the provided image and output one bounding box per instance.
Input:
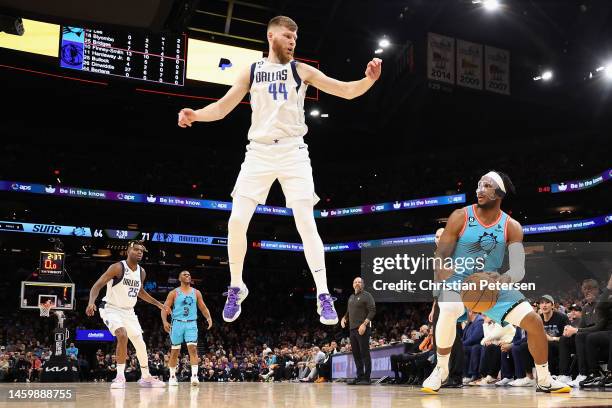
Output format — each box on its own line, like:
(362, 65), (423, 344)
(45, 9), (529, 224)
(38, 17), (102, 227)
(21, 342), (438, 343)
(401, 326), (435, 385)
(0, 356), (9, 381)
(509, 328), (535, 387)
(150, 353), (166, 380)
(66, 343), (78, 359)
(495, 327), (522, 386)
(561, 278), (605, 387)
(93, 355), (107, 382)
(15, 354), (31, 382)
(469, 318), (515, 386)
(573, 274), (612, 388)
(538, 295), (570, 376)
(462, 311), (484, 384)
(106, 355), (117, 382)
(77, 355), (89, 382)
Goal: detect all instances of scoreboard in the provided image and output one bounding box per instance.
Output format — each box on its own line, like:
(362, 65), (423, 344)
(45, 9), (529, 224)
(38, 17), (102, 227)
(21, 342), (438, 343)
(59, 26), (185, 86)
(39, 251), (65, 280)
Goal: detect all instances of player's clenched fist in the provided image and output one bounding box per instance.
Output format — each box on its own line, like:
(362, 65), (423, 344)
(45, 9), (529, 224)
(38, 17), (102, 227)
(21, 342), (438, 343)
(178, 108), (198, 128)
(365, 58), (382, 81)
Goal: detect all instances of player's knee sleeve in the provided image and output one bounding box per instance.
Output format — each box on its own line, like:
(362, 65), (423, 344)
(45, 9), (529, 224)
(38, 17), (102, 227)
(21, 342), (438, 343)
(504, 301), (533, 327)
(435, 301), (464, 348)
(129, 334), (148, 364)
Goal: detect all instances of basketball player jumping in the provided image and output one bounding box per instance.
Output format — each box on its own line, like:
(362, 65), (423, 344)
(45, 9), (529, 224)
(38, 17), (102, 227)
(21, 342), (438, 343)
(421, 171), (570, 393)
(178, 16), (382, 325)
(86, 241), (168, 388)
(161, 270), (213, 386)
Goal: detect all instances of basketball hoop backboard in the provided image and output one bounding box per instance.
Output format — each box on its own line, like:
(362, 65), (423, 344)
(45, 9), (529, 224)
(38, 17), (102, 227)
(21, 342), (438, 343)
(20, 281), (75, 311)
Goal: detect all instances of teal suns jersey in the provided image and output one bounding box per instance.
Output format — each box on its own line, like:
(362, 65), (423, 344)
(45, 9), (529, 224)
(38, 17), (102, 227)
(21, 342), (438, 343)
(449, 204), (509, 281)
(172, 287), (197, 321)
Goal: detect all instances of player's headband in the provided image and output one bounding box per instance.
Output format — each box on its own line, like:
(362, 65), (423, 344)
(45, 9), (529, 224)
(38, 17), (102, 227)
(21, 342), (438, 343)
(483, 171), (506, 193)
(476, 171), (506, 199)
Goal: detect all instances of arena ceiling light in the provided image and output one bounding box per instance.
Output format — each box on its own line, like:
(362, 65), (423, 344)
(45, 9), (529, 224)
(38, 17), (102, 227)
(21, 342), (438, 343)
(533, 70), (553, 81)
(378, 38), (390, 48)
(472, 0), (500, 12)
(309, 109), (320, 117)
(605, 64), (612, 80)
(374, 48), (383, 54)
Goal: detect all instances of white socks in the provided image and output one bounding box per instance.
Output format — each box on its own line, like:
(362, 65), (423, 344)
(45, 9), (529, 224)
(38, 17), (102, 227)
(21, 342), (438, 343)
(170, 366), (176, 378)
(140, 366), (150, 378)
(117, 363), (125, 377)
(436, 353), (450, 371)
(535, 362), (551, 384)
(192, 365), (198, 377)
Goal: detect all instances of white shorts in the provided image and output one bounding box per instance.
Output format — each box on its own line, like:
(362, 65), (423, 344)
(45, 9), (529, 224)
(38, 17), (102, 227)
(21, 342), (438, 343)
(231, 138), (320, 209)
(99, 303), (143, 338)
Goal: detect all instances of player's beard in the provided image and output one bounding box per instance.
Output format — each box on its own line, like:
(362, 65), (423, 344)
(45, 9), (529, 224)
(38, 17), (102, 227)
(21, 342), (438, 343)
(476, 199), (497, 209)
(272, 39), (292, 64)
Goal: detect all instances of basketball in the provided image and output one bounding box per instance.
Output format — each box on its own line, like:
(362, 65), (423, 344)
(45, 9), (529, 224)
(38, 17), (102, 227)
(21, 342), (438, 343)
(460, 272), (499, 313)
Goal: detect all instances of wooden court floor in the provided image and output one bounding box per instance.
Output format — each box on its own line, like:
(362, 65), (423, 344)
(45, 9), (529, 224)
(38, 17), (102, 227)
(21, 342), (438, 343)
(1, 382), (610, 407)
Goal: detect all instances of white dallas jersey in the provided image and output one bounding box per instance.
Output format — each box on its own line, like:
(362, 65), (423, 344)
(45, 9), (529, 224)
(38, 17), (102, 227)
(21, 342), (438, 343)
(102, 260), (141, 308)
(247, 58), (308, 144)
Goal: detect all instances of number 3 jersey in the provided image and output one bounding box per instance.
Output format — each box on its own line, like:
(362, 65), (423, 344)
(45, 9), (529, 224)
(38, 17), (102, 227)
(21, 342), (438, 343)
(171, 288), (197, 321)
(247, 58), (308, 144)
(102, 260), (141, 308)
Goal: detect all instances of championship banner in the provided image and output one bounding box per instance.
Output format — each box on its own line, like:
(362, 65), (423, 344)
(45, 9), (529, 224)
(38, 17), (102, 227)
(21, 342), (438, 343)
(427, 33), (454, 84)
(484, 45), (510, 95)
(456, 39), (483, 90)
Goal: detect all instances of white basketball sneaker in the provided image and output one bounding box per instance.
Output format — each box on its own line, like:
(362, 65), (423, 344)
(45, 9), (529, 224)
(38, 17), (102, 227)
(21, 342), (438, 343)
(421, 366), (449, 393)
(169, 376), (178, 386)
(110, 375), (126, 389)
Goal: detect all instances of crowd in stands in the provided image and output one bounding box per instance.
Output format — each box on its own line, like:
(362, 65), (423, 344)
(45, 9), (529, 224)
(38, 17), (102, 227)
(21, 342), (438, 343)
(0, 296), (430, 384)
(2, 273), (610, 388)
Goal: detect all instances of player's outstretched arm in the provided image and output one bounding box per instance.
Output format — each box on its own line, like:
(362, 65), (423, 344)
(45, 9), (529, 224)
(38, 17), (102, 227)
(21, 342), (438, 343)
(196, 290), (213, 329)
(137, 268), (169, 312)
(86, 263), (122, 316)
(297, 58), (382, 100)
(178, 65), (251, 127)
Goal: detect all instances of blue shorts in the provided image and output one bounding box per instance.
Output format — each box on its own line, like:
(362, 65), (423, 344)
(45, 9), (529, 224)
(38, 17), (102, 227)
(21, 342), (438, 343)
(483, 289), (526, 325)
(454, 289), (525, 326)
(170, 320), (198, 345)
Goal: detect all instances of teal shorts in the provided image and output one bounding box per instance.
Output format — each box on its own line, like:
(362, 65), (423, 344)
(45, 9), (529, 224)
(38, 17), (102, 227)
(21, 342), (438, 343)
(170, 320), (198, 345)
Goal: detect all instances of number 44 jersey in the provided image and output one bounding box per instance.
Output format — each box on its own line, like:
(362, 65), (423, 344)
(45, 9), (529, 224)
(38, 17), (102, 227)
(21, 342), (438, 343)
(247, 58), (308, 144)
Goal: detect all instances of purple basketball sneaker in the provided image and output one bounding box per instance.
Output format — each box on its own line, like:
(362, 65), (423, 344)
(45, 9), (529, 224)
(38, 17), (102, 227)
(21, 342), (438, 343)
(317, 293), (338, 325)
(222, 285), (249, 322)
